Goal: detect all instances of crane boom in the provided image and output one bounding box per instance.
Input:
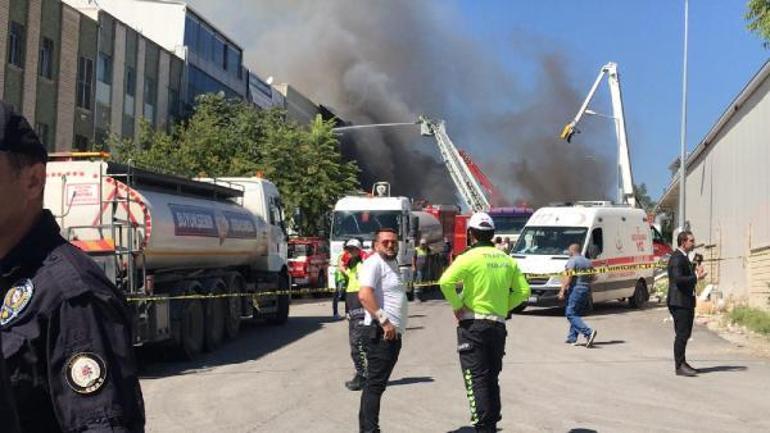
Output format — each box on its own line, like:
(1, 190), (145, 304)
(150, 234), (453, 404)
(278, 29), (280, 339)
(458, 150), (506, 208)
(560, 62), (636, 207)
(418, 116), (491, 211)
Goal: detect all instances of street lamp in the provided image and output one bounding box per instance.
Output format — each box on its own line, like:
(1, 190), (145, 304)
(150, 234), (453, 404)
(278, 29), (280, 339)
(678, 0), (689, 231)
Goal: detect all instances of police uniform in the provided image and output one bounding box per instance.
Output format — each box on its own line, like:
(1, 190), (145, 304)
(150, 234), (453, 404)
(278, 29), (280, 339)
(0, 102), (145, 432)
(340, 239), (368, 390)
(438, 213), (530, 433)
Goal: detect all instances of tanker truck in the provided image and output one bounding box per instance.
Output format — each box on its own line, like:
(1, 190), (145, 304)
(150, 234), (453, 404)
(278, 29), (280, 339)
(43, 152), (290, 358)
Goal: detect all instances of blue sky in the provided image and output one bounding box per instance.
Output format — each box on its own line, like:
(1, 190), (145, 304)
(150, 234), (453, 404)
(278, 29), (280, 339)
(457, 1), (768, 199)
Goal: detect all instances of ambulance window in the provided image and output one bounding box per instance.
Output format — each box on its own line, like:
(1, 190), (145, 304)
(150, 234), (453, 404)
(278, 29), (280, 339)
(588, 228), (603, 258)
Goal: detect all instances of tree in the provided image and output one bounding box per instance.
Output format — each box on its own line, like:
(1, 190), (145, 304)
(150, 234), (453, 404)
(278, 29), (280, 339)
(107, 94), (359, 235)
(633, 183), (657, 212)
(746, 0), (770, 47)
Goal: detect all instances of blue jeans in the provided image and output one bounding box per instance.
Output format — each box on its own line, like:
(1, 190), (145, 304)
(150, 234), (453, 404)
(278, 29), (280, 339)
(565, 286), (592, 342)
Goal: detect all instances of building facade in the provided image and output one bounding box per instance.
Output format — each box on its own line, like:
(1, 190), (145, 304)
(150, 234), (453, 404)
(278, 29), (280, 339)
(658, 60), (770, 310)
(1, 0), (183, 151)
(64, 0), (248, 109)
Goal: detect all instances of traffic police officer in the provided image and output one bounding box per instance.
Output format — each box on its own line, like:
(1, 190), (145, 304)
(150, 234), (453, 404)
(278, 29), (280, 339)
(439, 212), (530, 433)
(0, 102), (145, 432)
(340, 238), (368, 391)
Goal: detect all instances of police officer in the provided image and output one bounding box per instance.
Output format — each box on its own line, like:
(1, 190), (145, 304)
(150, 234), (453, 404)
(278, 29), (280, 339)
(340, 238), (368, 391)
(439, 212), (530, 433)
(0, 102), (145, 432)
(1, 332), (21, 433)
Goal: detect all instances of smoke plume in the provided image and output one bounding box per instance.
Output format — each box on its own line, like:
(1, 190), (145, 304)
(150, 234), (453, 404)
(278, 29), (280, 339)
(187, 0), (613, 206)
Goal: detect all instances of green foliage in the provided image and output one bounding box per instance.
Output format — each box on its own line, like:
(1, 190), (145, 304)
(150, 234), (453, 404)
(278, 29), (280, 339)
(746, 0), (770, 47)
(633, 183), (656, 212)
(107, 94), (360, 235)
(729, 305), (770, 335)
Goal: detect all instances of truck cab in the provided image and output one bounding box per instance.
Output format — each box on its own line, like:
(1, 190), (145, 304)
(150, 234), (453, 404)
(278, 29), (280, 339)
(487, 206), (534, 244)
(288, 237), (329, 289)
(329, 183), (416, 291)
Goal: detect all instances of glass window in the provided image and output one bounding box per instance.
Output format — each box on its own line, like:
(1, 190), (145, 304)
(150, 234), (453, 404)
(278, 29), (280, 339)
(331, 210), (402, 241)
(76, 56), (94, 110)
(222, 42), (228, 71)
(74, 134), (89, 151)
(8, 21), (25, 68)
(184, 15), (197, 52)
(35, 122), (50, 149)
(588, 228), (603, 258)
(168, 87), (179, 119)
(214, 36), (225, 69)
(288, 243), (308, 258)
(125, 66), (135, 96)
(97, 52), (112, 84)
(143, 77), (156, 104)
(490, 215), (530, 235)
(38, 38), (54, 79)
(511, 226), (588, 256)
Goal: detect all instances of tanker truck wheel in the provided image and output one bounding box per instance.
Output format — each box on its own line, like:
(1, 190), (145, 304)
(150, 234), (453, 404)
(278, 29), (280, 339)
(174, 281), (205, 360)
(203, 278), (227, 352)
(268, 273), (290, 325)
(224, 274), (245, 340)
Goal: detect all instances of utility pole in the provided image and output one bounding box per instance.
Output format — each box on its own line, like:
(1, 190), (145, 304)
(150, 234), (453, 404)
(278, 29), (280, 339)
(678, 0), (689, 230)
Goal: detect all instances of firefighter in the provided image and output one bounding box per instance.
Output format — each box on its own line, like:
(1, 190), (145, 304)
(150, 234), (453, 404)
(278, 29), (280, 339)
(439, 212), (530, 433)
(412, 238), (430, 302)
(0, 101), (145, 432)
(340, 238), (369, 390)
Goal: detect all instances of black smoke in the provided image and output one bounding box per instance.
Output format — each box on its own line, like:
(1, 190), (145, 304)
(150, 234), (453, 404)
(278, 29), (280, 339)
(187, 0), (613, 206)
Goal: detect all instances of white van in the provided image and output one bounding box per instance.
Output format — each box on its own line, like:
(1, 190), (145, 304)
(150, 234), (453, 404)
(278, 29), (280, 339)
(510, 202), (654, 312)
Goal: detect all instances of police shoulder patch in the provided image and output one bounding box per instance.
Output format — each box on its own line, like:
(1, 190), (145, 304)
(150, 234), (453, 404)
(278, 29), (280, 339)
(0, 278), (34, 326)
(65, 352), (107, 395)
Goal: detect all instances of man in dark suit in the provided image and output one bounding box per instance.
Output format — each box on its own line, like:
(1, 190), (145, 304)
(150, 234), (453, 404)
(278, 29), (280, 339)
(667, 230), (707, 377)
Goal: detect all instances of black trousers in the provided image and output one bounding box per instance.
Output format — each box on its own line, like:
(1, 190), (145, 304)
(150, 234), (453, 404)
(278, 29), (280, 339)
(457, 320), (507, 433)
(347, 292), (367, 378)
(669, 306), (695, 368)
(359, 325), (401, 433)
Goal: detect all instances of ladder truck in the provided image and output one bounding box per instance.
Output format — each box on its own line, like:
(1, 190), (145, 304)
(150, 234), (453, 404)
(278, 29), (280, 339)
(418, 117), (533, 250)
(559, 61), (672, 259)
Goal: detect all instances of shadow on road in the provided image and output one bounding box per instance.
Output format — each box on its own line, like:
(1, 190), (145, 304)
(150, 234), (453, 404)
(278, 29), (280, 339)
(446, 427), (475, 433)
(697, 365), (748, 374)
(406, 325), (425, 331)
(137, 315), (336, 379)
(568, 429), (599, 433)
(388, 376), (435, 386)
(520, 302), (663, 318)
(592, 339), (626, 346)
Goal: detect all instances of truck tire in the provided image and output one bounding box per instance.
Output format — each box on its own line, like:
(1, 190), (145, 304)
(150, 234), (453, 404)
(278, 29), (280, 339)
(177, 280), (205, 360)
(268, 273), (290, 325)
(629, 279), (649, 309)
(203, 278), (227, 352)
(224, 274), (244, 340)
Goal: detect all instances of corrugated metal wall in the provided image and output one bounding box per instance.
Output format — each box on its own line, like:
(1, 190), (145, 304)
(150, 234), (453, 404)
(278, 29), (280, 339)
(685, 72), (770, 307)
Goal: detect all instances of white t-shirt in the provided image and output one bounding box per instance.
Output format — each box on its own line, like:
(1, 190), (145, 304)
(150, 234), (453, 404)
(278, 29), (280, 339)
(359, 252), (408, 334)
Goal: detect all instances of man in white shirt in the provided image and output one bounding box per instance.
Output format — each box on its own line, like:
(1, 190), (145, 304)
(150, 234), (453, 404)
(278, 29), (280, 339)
(357, 227), (408, 433)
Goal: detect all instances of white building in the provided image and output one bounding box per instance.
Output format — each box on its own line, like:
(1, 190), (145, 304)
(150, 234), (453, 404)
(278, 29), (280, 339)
(658, 60), (770, 310)
(64, 0), (247, 108)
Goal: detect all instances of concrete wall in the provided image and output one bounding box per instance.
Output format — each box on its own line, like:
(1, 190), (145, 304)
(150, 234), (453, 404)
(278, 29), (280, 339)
(35, 0), (61, 150)
(54, 5), (78, 150)
(684, 71), (770, 308)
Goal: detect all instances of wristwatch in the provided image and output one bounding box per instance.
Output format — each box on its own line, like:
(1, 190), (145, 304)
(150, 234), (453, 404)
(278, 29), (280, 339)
(375, 309), (389, 325)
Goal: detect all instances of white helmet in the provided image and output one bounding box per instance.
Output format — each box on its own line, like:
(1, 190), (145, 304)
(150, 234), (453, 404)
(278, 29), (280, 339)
(344, 238), (362, 249)
(468, 212), (495, 231)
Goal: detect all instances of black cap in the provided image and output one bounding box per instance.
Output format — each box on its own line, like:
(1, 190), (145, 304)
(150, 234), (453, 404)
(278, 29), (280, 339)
(0, 101), (47, 163)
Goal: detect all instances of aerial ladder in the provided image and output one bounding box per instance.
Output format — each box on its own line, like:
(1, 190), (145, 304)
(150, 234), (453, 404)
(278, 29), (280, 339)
(458, 150), (506, 208)
(418, 116), (491, 211)
(560, 62), (636, 207)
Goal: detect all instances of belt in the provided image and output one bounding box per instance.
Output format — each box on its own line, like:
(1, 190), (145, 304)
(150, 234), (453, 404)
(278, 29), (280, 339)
(459, 311), (506, 323)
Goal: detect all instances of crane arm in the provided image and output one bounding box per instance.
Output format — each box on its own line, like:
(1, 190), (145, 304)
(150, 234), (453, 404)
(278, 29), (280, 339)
(560, 62), (636, 207)
(419, 116), (491, 211)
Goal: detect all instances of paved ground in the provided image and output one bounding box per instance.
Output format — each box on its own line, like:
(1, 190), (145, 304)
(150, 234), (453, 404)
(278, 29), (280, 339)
(138, 295), (770, 433)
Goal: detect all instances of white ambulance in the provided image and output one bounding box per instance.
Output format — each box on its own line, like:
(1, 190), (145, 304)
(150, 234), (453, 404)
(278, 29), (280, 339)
(510, 202), (654, 313)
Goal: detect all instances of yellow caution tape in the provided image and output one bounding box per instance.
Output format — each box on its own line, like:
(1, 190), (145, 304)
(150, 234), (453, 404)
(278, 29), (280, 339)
(126, 261), (669, 302)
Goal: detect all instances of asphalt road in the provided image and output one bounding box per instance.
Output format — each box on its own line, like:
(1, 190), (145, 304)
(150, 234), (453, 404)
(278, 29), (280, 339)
(138, 296), (770, 433)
